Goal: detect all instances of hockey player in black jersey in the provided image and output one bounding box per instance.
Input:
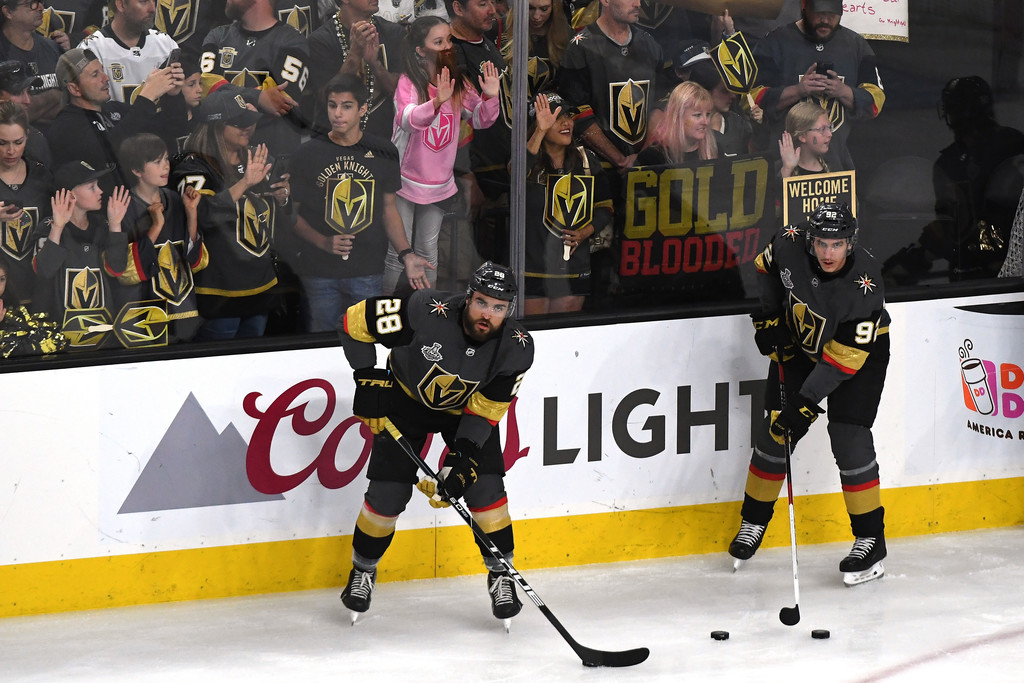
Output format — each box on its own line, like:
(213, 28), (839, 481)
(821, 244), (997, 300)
(337, 261), (534, 625)
(729, 203), (890, 586)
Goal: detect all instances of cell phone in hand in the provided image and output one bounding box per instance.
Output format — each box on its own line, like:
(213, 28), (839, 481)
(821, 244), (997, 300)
(816, 62), (833, 76)
(160, 48), (181, 69)
(270, 154), (290, 183)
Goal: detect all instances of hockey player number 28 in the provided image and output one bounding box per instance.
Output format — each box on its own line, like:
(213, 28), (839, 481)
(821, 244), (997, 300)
(375, 298), (403, 334)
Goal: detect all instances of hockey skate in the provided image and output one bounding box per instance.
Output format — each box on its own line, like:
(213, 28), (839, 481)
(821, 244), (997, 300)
(487, 570), (522, 632)
(840, 536), (886, 586)
(341, 566), (377, 624)
(729, 520), (767, 571)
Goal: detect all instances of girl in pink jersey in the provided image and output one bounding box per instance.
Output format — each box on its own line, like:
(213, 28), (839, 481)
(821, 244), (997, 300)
(386, 15), (500, 292)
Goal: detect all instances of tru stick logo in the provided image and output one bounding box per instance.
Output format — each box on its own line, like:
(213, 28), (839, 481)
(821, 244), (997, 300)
(959, 339), (1024, 418)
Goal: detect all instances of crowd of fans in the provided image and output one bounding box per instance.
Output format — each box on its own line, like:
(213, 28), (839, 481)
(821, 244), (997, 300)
(0, 0), (926, 357)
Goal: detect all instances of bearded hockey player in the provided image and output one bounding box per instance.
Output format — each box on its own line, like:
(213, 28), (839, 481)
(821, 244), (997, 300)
(336, 262), (534, 627)
(729, 203), (890, 586)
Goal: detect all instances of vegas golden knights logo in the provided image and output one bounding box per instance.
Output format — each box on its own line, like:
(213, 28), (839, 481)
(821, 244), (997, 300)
(113, 302), (169, 348)
(278, 4), (312, 37)
(238, 196), (272, 257)
(326, 175), (374, 235)
(789, 292), (826, 354)
(62, 307), (111, 348)
(608, 79), (649, 145)
(711, 31), (758, 95)
(544, 173), (593, 237)
(65, 267), (104, 310)
(219, 47), (239, 71)
(637, 0), (672, 30)
(1, 207), (37, 261)
(417, 363), (480, 410)
(812, 87), (847, 132)
(153, 241), (193, 306)
(229, 68), (269, 89)
(499, 56), (552, 127)
(156, 0), (198, 43)
(36, 7), (74, 39)
(111, 63), (125, 83)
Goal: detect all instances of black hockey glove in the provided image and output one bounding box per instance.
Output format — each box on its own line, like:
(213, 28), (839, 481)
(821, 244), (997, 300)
(352, 367), (392, 434)
(438, 440), (480, 502)
(751, 312), (795, 362)
(769, 396), (823, 445)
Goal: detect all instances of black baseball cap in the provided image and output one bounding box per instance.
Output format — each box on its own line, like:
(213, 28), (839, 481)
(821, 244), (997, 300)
(0, 60), (41, 94)
(54, 160), (113, 191)
(198, 87), (262, 126)
(808, 0), (843, 13)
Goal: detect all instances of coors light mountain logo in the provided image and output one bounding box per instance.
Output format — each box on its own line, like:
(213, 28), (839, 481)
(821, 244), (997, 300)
(120, 381), (530, 513)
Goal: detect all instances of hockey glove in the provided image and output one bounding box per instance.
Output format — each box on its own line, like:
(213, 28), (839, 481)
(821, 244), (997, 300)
(416, 477), (451, 508)
(769, 396), (823, 445)
(438, 440), (480, 502)
(751, 312), (795, 362)
(352, 367), (392, 434)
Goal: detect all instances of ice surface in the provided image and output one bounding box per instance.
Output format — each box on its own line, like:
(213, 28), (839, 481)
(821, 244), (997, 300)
(3, 528), (1024, 682)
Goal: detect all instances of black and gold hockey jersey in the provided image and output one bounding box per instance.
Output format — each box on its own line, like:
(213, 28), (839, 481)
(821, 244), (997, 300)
(201, 20), (311, 153)
(755, 224), (890, 404)
(341, 289), (534, 447)
(558, 22), (662, 157)
(0, 160), (53, 307)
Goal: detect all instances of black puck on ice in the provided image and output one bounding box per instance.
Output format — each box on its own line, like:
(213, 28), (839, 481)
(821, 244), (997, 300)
(811, 629), (831, 639)
(710, 630), (729, 641)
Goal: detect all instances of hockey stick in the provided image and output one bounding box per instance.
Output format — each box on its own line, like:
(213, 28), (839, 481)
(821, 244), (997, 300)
(382, 418), (650, 668)
(776, 359), (801, 626)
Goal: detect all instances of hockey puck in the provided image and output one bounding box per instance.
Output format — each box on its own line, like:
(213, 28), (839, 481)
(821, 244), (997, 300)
(710, 630), (729, 641)
(811, 629), (831, 639)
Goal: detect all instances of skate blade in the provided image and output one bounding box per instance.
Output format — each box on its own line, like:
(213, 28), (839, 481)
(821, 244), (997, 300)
(348, 608), (364, 625)
(502, 617), (512, 634)
(732, 557), (745, 572)
(843, 560), (885, 586)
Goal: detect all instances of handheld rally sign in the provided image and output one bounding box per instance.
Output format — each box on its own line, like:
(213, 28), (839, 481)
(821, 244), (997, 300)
(710, 31), (758, 95)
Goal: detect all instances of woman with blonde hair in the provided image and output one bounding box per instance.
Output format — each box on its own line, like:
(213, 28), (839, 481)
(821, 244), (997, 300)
(779, 101), (834, 178)
(636, 81), (718, 166)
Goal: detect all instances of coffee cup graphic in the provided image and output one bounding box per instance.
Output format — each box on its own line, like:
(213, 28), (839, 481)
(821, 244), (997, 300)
(961, 357), (995, 415)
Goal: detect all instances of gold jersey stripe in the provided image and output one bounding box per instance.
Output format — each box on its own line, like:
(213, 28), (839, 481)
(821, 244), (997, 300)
(355, 505), (399, 538)
(471, 503), (512, 534)
(745, 468), (786, 503)
(466, 393), (511, 424)
(344, 300), (375, 342)
(195, 278), (277, 298)
(823, 339), (870, 374)
(843, 486), (881, 516)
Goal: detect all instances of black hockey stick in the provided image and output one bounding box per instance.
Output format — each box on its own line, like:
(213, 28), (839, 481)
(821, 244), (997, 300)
(776, 359), (801, 626)
(382, 418), (650, 668)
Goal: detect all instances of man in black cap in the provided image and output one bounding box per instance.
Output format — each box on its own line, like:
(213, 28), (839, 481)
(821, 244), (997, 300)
(750, 0), (885, 171)
(43, 47), (181, 191)
(32, 160), (133, 349)
(0, 59), (48, 165)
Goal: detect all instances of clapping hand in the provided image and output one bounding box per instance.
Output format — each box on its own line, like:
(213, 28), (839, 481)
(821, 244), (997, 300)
(479, 60), (500, 99)
(533, 93), (561, 133)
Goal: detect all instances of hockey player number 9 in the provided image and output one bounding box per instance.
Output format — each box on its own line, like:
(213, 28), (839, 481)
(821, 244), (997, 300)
(375, 298), (402, 335)
(854, 321), (876, 345)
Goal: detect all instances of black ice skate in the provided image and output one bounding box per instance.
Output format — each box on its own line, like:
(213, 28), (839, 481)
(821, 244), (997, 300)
(729, 520), (767, 571)
(840, 536), (886, 586)
(487, 570), (522, 632)
(341, 566), (377, 624)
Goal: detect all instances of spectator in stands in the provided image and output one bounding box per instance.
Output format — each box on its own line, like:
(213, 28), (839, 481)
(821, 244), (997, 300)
(636, 81), (717, 165)
(79, 0), (181, 103)
(290, 74), (430, 332)
(308, 0), (404, 140)
(524, 92), (611, 315)
(45, 47), (182, 191)
(32, 160), (131, 349)
(170, 87), (293, 341)
(36, 0), (101, 46)
(779, 100), (833, 178)
(385, 16), (499, 293)
(0, 100), (51, 307)
(0, 59), (49, 165)
(0, 0), (67, 128)
(112, 132), (207, 343)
